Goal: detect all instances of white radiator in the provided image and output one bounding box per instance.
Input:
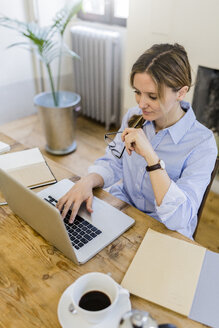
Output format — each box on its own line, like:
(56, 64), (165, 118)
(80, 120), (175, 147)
(71, 25), (121, 130)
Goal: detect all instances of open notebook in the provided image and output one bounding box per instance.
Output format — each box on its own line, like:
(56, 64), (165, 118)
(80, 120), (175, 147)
(122, 228), (219, 327)
(0, 147), (56, 189)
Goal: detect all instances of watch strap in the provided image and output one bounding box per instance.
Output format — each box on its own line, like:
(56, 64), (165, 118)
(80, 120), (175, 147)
(146, 162), (161, 172)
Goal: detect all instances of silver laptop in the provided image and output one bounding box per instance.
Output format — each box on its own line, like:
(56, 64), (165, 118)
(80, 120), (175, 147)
(0, 168), (134, 264)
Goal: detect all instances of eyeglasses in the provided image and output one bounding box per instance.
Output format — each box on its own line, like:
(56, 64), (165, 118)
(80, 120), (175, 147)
(104, 131), (125, 159)
(104, 116), (144, 159)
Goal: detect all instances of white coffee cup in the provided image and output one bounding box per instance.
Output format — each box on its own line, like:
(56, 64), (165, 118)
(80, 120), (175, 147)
(69, 272), (129, 324)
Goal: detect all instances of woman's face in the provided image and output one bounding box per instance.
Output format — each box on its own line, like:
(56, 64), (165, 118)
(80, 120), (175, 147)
(133, 72), (179, 123)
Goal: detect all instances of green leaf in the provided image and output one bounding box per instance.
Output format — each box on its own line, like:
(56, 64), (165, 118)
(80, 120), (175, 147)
(52, 0), (82, 36)
(62, 44), (80, 59)
(7, 42), (30, 49)
(0, 2), (82, 105)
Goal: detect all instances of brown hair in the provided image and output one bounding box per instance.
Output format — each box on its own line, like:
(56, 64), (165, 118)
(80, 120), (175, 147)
(128, 43), (192, 127)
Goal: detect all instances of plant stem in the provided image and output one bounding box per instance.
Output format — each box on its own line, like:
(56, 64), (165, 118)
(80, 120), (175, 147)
(56, 36), (63, 105)
(46, 63), (58, 106)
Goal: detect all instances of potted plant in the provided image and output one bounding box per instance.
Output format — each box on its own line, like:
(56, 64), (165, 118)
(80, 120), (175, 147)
(0, 0), (82, 155)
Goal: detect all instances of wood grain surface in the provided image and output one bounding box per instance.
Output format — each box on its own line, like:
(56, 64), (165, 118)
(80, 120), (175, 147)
(0, 133), (209, 328)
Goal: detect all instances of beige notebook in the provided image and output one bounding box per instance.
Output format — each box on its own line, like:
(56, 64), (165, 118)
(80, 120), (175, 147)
(121, 228), (206, 316)
(0, 148), (56, 189)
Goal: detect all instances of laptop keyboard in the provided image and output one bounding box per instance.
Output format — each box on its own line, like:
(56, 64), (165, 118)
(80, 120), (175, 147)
(44, 195), (102, 250)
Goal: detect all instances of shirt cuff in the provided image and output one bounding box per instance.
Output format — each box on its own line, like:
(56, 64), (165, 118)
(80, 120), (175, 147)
(154, 181), (186, 223)
(88, 165), (113, 188)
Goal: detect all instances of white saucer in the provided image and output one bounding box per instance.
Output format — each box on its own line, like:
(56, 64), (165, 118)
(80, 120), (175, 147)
(57, 283), (131, 328)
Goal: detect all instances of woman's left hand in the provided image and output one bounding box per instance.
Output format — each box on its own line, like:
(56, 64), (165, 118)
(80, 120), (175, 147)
(121, 128), (154, 158)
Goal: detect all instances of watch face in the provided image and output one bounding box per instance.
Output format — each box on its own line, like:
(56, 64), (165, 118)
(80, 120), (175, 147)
(160, 159), (165, 169)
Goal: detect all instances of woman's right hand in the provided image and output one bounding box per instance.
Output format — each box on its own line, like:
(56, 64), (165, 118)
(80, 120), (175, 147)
(56, 173), (104, 223)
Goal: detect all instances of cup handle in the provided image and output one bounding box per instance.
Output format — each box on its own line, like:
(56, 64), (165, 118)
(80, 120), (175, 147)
(68, 303), (77, 315)
(118, 285), (130, 298)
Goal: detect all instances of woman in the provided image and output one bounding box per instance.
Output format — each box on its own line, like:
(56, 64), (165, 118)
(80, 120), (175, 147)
(57, 43), (217, 239)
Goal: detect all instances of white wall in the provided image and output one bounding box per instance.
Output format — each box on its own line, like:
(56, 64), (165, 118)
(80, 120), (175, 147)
(0, 0), (33, 85)
(123, 0), (219, 116)
(0, 0), (74, 125)
(0, 0), (36, 124)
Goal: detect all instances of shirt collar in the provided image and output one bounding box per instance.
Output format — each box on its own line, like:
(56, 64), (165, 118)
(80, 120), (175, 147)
(142, 101), (196, 144)
(167, 101), (196, 144)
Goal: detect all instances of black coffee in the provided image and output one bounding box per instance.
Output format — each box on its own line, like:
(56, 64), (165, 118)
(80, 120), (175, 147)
(79, 290), (111, 311)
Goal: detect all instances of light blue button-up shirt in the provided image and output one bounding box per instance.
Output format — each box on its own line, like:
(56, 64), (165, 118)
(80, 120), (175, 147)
(88, 101), (218, 238)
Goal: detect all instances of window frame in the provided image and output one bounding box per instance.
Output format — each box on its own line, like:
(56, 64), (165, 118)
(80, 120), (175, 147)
(77, 0), (127, 27)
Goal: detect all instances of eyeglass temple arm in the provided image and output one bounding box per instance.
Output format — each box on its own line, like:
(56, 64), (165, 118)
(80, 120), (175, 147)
(133, 115), (144, 128)
(106, 115), (143, 136)
(105, 131), (123, 137)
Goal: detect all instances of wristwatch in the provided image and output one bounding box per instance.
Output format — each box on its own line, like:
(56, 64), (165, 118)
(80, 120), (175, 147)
(146, 159), (165, 172)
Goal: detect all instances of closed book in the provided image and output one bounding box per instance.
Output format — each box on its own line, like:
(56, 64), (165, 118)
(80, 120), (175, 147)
(0, 147), (57, 189)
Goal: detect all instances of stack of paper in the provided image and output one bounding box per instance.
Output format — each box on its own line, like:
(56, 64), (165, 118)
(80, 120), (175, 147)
(0, 148), (56, 188)
(122, 228), (219, 327)
(0, 141), (10, 154)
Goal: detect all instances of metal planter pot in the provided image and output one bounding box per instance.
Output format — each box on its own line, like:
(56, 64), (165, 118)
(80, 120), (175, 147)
(34, 91), (81, 155)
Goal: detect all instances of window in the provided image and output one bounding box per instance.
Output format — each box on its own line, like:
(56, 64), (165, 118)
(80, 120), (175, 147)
(78, 0), (129, 27)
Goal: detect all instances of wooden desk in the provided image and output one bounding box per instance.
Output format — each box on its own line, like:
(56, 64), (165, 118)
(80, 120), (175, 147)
(0, 133), (206, 328)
